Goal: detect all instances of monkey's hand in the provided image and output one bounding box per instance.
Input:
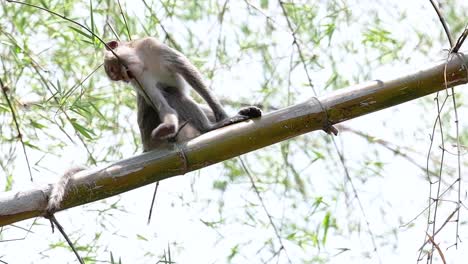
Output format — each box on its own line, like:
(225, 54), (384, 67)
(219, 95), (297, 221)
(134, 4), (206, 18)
(224, 106), (262, 124)
(211, 106), (262, 130)
(237, 106), (262, 118)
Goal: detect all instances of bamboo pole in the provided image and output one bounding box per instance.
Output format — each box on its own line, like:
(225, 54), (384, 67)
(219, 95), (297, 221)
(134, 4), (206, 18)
(0, 53), (467, 227)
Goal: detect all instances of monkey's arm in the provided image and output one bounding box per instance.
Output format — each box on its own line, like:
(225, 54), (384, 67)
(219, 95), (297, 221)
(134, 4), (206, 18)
(138, 78), (180, 139)
(157, 45), (262, 124)
(157, 44), (229, 122)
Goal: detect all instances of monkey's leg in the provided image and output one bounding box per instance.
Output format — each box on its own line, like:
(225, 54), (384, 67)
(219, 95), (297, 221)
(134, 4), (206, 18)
(160, 45), (229, 122)
(167, 93), (214, 133)
(140, 82), (180, 140)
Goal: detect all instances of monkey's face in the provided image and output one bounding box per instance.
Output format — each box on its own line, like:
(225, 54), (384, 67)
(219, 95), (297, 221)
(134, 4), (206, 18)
(103, 40), (138, 82)
(104, 58), (130, 82)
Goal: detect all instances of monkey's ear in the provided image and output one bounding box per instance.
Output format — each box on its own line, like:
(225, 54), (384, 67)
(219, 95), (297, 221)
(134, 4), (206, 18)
(105, 40), (119, 50)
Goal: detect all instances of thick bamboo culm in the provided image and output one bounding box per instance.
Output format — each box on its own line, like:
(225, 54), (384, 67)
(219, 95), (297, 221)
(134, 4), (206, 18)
(0, 53), (467, 227)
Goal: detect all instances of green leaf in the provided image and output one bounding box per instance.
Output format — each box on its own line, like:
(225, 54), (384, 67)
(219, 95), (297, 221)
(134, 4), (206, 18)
(29, 119), (47, 129)
(321, 211), (331, 245)
(23, 141), (41, 151)
(5, 174), (13, 191)
(89, 0), (96, 43)
(71, 119), (95, 139)
(136, 234), (148, 241)
(39, 0), (49, 9)
(213, 180), (228, 191)
(69, 26), (93, 40)
(89, 102), (106, 119)
(0, 103), (9, 112)
(286, 232), (296, 240)
(227, 244), (239, 261)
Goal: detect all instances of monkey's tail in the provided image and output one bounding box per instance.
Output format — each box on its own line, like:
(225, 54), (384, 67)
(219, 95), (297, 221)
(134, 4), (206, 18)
(46, 166), (87, 214)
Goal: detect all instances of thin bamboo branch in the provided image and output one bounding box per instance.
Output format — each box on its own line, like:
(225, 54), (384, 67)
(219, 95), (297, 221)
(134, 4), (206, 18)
(0, 53), (467, 227)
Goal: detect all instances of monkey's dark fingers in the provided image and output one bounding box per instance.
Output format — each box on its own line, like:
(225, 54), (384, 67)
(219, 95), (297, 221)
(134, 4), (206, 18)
(237, 106), (262, 118)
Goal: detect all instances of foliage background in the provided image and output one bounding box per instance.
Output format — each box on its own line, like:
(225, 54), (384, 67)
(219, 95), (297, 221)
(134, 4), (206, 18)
(0, 0), (467, 263)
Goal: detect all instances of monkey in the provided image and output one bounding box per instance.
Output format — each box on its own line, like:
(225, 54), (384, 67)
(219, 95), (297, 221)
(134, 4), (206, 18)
(105, 37), (261, 223)
(44, 37), (261, 215)
(103, 37), (262, 147)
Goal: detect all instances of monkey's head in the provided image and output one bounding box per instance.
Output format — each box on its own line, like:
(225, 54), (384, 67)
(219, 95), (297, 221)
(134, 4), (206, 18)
(103, 40), (134, 82)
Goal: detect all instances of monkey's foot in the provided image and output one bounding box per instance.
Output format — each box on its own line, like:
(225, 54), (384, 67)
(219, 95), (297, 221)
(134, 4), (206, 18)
(151, 123), (177, 140)
(238, 106), (262, 118)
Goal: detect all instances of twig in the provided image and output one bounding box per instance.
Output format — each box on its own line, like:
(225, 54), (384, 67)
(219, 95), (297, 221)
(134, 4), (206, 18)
(331, 138), (381, 263)
(147, 181), (160, 225)
(401, 178), (459, 228)
(68, 63), (104, 105)
(117, 0), (132, 40)
(243, 0), (278, 26)
(46, 214), (85, 264)
(5, 0), (159, 143)
(430, 90), (447, 264)
(447, 55), (462, 249)
(451, 25), (468, 53)
(0, 78), (34, 181)
(419, 66), (451, 263)
(420, 88), (446, 264)
(419, 49), (463, 262)
(7, 1), (186, 231)
(141, 0), (181, 51)
(338, 126), (440, 177)
(0, 218), (37, 243)
(278, 1), (317, 96)
(0, 28), (97, 157)
(208, 0), (229, 90)
(147, 120), (191, 224)
(278, 1), (337, 135)
(239, 157), (292, 264)
(425, 232), (447, 264)
(278, 1), (377, 260)
(116, 3), (168, 228)
(5, 1), (114, 53)
(428, 0), (454, 48)
(418, 206), (459, 252)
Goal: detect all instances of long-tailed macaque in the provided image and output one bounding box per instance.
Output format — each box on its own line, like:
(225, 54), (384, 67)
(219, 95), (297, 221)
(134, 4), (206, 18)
(45, 37), (261, 213)
(103, 37), (261, 150)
